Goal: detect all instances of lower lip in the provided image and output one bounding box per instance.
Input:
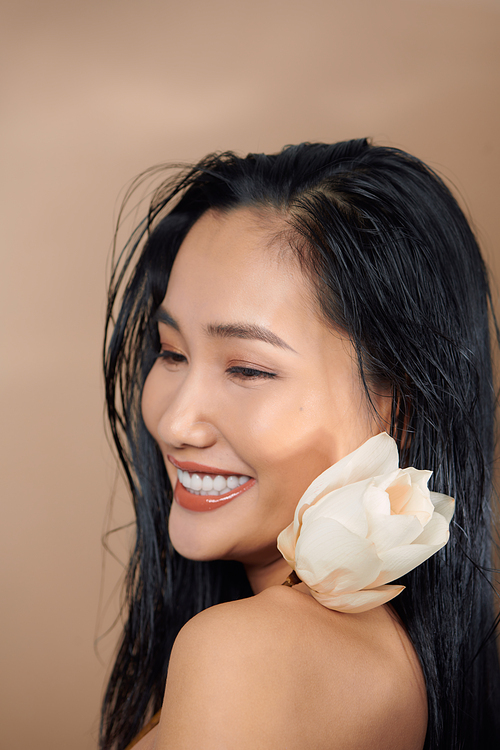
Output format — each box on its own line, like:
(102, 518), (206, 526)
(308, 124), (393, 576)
(174, 478), (256, 512)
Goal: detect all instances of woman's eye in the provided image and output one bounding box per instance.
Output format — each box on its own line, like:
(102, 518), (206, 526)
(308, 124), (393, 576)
(227, 365), (277, 381)
(158, 349), (187, 366)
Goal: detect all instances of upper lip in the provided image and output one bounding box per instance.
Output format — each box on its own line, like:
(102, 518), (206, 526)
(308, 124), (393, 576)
(167, 455), (250, 477)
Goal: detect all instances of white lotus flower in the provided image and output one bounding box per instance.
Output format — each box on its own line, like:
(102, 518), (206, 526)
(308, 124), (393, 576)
(277, 432), (454, 613)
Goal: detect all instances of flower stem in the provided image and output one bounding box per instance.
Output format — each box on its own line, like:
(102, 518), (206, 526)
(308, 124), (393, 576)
(282, 570), (301, 587)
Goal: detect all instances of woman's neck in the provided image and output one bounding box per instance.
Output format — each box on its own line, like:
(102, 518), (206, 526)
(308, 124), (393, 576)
(244, 555), (294, 594)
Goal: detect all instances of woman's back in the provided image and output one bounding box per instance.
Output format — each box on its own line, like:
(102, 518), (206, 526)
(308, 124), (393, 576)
(134, 586), (427, 750)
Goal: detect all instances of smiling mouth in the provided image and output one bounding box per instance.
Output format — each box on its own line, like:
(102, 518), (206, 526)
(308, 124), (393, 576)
(174, 477), (256, 511)
(168, 464), (255, 513)
(167, 455), (255, 511)
(176, 467), (251, 496)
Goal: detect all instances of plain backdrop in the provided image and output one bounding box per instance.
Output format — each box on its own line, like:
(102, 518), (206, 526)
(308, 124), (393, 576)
(1, 1), (499, 748)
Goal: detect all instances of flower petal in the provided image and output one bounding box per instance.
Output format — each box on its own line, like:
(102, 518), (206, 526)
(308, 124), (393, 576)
(373, 537), (448, 586)
(367, 512), (424, 553)
(393, 468), (434, 525)
(295, 432), (398, 516)
(301, 479), (372, 538)
(430, 491), (455, 524)
(276, 522), (296, 566)
(310, 584), (405, 613)
(411, 510), (450, 546)
(363, 476), (397, 521)
(378, 471), (413, 513)
(294, 517), (381, 591)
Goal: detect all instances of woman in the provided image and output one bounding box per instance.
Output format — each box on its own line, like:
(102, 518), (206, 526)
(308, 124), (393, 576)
(101, 140), (500, 749)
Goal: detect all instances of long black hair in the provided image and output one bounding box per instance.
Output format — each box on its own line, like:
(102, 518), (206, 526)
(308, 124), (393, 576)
(101, 140), (500, 750)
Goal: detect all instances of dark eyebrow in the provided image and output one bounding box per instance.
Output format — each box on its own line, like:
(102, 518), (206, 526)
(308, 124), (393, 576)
(153, 307), (297, 353)
(205, 322), (297, 353)
(153, 307), (181, 332)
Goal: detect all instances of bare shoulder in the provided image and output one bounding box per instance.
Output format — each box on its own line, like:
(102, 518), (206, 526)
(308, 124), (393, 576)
(156, 586), (427, 750)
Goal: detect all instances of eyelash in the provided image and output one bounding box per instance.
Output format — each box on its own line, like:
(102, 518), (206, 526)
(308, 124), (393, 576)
(157, 349), (187, 365)
(157, 350), (276, 380)
(227, 366), (277, 381)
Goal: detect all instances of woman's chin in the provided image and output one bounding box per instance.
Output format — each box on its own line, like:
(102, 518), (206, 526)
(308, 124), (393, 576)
(168, 506), (231, 562)
(168, 529), (216, 562)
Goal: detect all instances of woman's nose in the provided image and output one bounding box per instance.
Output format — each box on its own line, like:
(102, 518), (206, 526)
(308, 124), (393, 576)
(155, 374), (218, 449)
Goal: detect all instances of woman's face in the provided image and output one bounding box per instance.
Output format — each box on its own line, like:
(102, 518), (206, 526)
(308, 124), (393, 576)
(142, 208), (386, 587)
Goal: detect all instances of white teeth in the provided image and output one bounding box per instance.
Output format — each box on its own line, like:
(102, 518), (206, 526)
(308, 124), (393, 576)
(213, 475), (226, 491)
(190, 473), (202, 491)
(227, 475), (239, 490)
(176, 469), (252, 495)
(202, 475), (214, 491)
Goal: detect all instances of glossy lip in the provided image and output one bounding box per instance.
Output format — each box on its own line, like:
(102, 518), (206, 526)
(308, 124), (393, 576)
(174, 477), (256, 512)
(167, 454), (252, 478)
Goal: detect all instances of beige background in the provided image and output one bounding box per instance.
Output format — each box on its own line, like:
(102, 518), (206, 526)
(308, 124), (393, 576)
(1, 1), (499, 748)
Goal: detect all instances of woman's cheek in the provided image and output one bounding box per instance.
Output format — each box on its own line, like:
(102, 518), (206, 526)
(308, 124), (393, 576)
(141, 365), (167, 439)
(243, 397), (334, 489)
(141, 374), (156, 435)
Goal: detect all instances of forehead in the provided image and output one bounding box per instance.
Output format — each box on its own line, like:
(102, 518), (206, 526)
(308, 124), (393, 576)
(165, 208), (317, 330)
(172, 207), (295, 278)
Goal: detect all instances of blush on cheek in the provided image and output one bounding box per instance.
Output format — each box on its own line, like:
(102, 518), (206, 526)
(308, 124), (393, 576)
(245, 400), (337, 470)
